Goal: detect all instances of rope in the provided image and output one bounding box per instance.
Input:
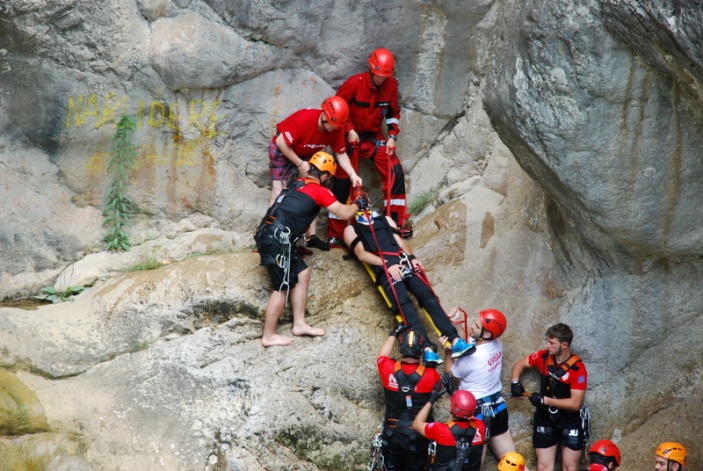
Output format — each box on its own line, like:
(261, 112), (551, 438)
(352, 184), (409, 326)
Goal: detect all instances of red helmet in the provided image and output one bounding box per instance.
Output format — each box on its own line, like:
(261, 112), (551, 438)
(368, 48), (395, 77)
(589, 439), (621, 466)
(321, 96), (349, 128)
(449, 390), (476, 419)
(479, 309), (507, 339)
(587, 465), (608, 471)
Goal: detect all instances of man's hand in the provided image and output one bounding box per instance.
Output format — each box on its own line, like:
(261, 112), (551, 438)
(447, 307), (467, 324)
(389, 323), (409, 338)
(297, 160), (310, 177)
(386, 137), (396, 156)
(441, 373), (455, 396)
(529, 393), (544, 407)
(428, 381), (447, 404)
(511, 381), (525, 398)
(347, 129), (360, 145)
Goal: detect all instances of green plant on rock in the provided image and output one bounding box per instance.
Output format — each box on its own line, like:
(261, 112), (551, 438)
(103, 114), (137, 251)
(33, 286), (87, 303)
(409, 187), (438, 216)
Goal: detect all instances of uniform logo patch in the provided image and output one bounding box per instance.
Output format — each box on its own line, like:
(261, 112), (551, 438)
(388, 373), (398, 390)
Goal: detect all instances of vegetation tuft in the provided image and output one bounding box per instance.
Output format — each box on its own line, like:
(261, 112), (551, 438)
(409, 188), (438, 216)
(103, 115), (137, 251)
(33, 286), (87, 303)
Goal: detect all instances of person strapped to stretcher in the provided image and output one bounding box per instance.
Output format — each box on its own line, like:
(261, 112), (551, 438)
(342, 201), (475, 366)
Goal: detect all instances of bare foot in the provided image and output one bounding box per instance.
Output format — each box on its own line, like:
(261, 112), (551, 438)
(261, 334), (294, 347)
(292, 324), (325, 337)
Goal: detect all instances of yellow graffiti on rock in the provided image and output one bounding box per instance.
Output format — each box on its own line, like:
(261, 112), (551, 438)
(65, 93), (223, 138)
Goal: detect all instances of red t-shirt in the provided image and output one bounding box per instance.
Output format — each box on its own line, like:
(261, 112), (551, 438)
(423, 418), (486, 446)
(296, 179), (338, 208)
(377, 356), (440, 393)
(528, 349), (588, 391)
(276, 108), (347, 157)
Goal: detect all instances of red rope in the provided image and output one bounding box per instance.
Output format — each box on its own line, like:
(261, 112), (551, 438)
(351, 184), (408, 325)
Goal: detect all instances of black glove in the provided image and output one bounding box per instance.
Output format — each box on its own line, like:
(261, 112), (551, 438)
(441, 373), (455, 396)
(428, 381), (447, 404)
(529, 393), (544, 407)
(353, 193), (370, 211)
(389, 323), (409, 337)
(511, 381), (525, 398)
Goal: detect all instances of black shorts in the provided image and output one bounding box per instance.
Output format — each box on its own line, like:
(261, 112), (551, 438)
(258, 236), (307, 291)
(475, 402), (509, 439)
(533, 422), (586, 451)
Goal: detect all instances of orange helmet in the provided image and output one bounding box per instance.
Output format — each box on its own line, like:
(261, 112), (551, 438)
(498, 452), (525, 471)
(479, 308), (507, 339)
(589, 439), (621, 466)
(655, 442), (687, 467)
(449, 390), (476, 419)
(368, 48), (395, 77)
(309, 151), (337, 176)
(321, 96), (349, 128)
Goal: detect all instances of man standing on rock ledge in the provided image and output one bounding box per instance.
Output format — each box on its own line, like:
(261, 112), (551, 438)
(255, 152), (369, 347)
(327, 47), (411, 246)
(510, 323), (588, 471)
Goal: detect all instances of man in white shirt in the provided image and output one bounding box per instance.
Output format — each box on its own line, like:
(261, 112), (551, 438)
(441, 308), (527, 470)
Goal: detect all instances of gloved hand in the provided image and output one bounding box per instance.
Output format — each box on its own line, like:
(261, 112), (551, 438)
(428, 380), (447, 404)
(511, 381), (525, 398)
(441, 373), (455, 396)
(529, 393), (544, 407)
(353, 193), (370, 211)
(389, 323), (409, 338)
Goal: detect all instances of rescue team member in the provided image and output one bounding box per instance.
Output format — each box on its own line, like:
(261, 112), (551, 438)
(498, 452), (526, 471)
(587, 439), (620, 470)
(654, 442), (687, 471)
(442, 309), (527, 470)
(413, 386), (486, 471)
(255, 152), (369, 347)
(268, 96), (362, 250)
(328, 47), (410, 245)
(376, 324), (443, 471)
(343, 211), (474, 365)
(510, 323), (588, 471)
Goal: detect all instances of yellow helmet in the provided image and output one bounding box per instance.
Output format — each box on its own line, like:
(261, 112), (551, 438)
(655, 442), (687, 467)
(498, 452), (525, 471)
(308, 151), (337, 176)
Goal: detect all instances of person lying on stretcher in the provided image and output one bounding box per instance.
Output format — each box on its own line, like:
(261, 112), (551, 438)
(343, 209), (475, 366)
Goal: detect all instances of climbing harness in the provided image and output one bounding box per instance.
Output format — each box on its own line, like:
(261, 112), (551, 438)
(274, 226), (292, 291)
(426, 421), (478, 471)
(348, 184), (449, 343)
(580, 403), (591, 445)
(366, 423), (385, 471)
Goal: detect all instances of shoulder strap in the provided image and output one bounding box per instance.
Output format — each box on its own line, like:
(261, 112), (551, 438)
(393, 362), (424, 393)
(546, 353), (582, 378)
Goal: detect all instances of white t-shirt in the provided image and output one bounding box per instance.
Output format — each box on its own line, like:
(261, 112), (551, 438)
(450, 339), (503, 400)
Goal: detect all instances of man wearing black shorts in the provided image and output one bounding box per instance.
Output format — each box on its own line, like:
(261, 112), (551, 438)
(510, 323), (588, 471)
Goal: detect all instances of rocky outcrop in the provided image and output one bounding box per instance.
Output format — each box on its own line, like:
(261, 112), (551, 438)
(483, 1), (703, 468)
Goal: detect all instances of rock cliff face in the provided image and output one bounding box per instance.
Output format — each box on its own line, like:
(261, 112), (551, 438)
(0, 0), (700, 470)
